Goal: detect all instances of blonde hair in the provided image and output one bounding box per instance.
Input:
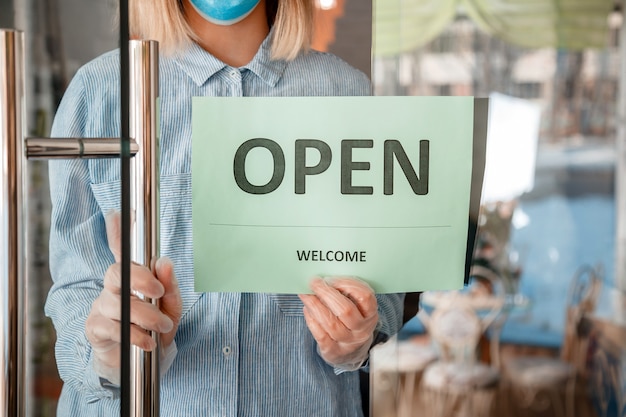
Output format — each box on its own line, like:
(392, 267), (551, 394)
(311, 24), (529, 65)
(129, 0), (314, 61)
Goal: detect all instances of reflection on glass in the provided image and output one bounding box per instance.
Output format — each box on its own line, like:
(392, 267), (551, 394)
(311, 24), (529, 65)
(371, 1), (621, 417)
(312, 0), (372, 77)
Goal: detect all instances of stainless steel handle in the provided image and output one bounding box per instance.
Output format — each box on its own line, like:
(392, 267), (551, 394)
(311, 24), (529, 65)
(26, 137), (139, 158)
(129, 39), (160, 417)
(0, 29), (26, 417)
(1, 29), (161, 417)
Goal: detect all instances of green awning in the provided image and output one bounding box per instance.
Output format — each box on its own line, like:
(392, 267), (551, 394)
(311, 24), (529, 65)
(374, 0), (615, 56)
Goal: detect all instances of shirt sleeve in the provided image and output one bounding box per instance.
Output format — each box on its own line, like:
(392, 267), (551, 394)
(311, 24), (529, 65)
(44, 68), (120, 402)
(374, 292), (405, 339)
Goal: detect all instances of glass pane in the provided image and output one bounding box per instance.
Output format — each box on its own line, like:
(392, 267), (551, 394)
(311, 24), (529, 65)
(12, 0), (117, 415)
(371, 2), (624, 417)
(6, 0), (624, 416)
(11, 0), (383, 416)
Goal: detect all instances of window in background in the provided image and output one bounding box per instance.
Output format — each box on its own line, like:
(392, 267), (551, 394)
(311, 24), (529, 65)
(374, 9), (619, 347)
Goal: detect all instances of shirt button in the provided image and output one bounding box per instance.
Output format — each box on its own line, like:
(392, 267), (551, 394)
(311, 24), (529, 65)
(230, 70), (238, 77)
(222, 346), (232, 356)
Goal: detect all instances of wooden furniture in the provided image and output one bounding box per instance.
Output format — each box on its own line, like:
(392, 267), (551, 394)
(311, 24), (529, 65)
(418, 295), (505, 417)
(502, 264), (603, 417)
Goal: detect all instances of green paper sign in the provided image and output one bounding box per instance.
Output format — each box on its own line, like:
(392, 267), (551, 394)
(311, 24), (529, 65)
(192, 96), (480, 294)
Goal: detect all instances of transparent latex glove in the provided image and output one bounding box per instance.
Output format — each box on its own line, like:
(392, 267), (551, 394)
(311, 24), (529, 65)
(299, 277), (379, 371)
(85, 211), (183, 386)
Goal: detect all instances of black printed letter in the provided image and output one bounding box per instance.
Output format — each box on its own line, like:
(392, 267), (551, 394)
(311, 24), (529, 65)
(341, 140), (373, 195)
(384, 140), (429, 195)
(294, 139), (332, 194)
(233, 138), (285, 194)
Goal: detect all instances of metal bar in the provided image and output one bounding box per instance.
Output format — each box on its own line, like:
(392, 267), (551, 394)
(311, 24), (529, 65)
(25, 138), (139, 159)
(120, 0), (132, 414)
(0, 29), (25, 417)
(129, 39), (160, 417)
(616, 0), (626, 298)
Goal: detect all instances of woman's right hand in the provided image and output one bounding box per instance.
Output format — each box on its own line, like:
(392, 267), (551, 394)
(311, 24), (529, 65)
(85, 212), (182, 385)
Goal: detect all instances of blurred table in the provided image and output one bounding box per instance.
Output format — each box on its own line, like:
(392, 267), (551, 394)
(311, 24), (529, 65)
(421, 289), (532, 367)
(422, 290), (505, 311)
(370, 339), (438, 417)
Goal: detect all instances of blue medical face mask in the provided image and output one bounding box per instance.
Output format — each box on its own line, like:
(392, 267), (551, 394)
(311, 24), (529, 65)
(189, 0), (262, 25)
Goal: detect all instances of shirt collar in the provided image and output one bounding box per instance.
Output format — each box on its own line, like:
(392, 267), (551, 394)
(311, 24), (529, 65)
(172, 32), (287, 88)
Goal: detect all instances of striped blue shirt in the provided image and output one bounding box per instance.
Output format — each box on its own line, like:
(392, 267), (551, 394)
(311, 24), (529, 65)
(46, 35), (404, 417)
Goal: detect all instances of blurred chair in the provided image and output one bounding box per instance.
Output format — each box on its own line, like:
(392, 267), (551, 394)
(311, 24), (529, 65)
(468, 263), (513, 368)
(360, 292), (423, 417)
(370, 338), (437, 417)
(370, 338), (438, 417)
(418, 292), (505, 417)
(502, 264), (603, 417)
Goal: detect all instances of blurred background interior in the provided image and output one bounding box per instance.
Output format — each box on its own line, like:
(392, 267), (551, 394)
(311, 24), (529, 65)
(1, 0), (626, 416)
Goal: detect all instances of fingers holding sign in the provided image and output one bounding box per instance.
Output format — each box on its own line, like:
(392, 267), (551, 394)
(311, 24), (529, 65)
(299, 277), (379, 371)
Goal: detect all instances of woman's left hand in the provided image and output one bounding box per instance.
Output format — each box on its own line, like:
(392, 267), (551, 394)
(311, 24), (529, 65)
(299, 277), (378, 371)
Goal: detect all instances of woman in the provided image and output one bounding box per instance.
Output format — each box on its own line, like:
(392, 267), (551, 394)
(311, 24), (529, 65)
(46, 0), (405, 415)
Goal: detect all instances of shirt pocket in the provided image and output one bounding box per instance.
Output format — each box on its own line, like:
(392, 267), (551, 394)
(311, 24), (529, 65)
(268, 293), (305, 317)
(89, 172), (201, 317)
(89, 179), (121, 216)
